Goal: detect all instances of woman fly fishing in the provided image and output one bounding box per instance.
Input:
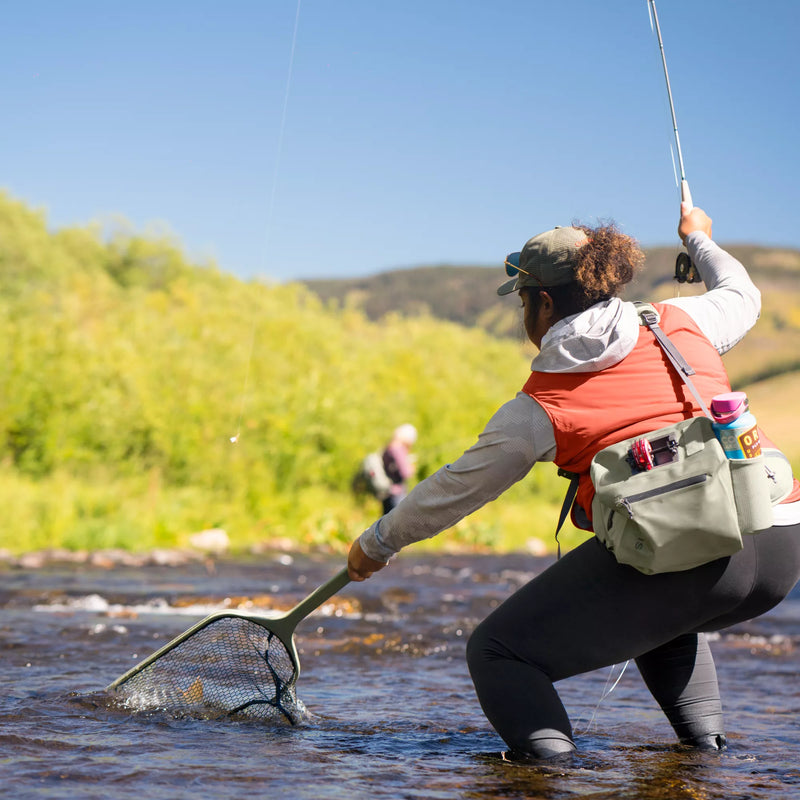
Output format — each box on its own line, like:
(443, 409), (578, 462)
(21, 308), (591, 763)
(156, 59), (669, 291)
(346, 203), (800, 760)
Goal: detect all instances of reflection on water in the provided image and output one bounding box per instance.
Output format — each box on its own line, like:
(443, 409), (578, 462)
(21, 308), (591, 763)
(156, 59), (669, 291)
(1, 553), (798, 799)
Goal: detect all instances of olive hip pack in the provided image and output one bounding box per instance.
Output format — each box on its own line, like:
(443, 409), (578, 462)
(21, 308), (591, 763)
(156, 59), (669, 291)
(590, 415), (777, 574)
(557, 305), (788, 575)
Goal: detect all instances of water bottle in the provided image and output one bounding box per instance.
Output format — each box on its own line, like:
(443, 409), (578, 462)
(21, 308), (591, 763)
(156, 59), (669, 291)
(710, 392), (761, 459)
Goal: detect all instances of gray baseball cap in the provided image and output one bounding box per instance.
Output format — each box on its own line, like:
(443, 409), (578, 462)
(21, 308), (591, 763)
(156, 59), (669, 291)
(497, 226), (589, 296)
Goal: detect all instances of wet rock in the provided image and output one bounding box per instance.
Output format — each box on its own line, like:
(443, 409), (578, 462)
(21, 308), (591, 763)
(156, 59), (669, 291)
(6, 546), (213, 570)
(319, 596), (362, 617)
(146, 548), (198, 567)
(16, 552), (49, 569)
(16, 549), (90, 568)
(380, 587), (418, 612)
(231, 594), (290, 611)
(189, 528), (230, 554)
(250, 538), (299, 554)
(89, 549), (145, 568)
(525, 538), (548, 556)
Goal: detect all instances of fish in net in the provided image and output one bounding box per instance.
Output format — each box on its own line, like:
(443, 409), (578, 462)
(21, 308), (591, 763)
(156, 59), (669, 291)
(107, 568), (350, 724)
(111, 615), (304, 722)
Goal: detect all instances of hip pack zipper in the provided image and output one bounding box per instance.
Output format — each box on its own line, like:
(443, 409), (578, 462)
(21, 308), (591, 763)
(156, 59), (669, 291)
(618, 474), (708, 518)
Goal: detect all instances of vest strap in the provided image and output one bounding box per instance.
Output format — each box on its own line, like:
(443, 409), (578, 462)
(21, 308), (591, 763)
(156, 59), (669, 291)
(555, 470), (580, 561)
(638, 309), (713, 419)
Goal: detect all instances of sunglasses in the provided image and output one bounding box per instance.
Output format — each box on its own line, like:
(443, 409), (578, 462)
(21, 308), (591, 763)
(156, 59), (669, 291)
(504, 252), (538, 281)
(504, 252), (522, 276)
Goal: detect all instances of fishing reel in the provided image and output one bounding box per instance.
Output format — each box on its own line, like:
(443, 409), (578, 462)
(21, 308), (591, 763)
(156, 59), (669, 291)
(674, 251), (701, 283)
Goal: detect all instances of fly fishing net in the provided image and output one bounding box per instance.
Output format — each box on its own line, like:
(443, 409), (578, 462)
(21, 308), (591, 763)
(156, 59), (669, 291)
(107, 568), (350, 725)
(110, 615), (305, 724)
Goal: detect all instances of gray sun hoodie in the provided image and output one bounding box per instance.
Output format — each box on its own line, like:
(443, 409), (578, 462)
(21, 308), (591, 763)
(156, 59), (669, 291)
(358, 231), (793, 564)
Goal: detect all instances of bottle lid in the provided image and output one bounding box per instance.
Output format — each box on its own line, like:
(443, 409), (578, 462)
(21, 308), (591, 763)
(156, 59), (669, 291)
(710, 391), (747, 424)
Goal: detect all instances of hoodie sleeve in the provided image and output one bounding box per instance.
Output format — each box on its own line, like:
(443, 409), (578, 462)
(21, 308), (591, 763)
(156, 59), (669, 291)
(357, 392), (556, 562)
(662, 232), (761, 355)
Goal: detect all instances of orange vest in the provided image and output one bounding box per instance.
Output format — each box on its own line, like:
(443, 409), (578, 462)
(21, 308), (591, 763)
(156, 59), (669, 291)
(523, 303), (732, 528)
(524, 302), (800, 524)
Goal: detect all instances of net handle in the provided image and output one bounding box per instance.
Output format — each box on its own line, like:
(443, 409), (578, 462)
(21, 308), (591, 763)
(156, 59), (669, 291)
(281, 566), (351, 628)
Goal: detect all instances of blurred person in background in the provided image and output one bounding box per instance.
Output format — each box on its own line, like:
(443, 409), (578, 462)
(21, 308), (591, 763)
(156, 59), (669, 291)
(381, 424), (417, 514)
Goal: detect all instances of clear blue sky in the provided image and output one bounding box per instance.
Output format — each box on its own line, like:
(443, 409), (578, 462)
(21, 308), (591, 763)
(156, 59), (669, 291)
(2, 1), (798, 282)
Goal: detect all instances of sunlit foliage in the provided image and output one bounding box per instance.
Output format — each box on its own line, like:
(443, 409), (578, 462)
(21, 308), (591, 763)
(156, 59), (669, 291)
(0, 192), (577, 555)
(2, 192), (796, 557)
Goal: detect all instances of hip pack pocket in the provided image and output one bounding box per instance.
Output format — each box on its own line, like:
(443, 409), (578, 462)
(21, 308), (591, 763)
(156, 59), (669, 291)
(729, 455), (774, 533)
(591, 417), (743, 574)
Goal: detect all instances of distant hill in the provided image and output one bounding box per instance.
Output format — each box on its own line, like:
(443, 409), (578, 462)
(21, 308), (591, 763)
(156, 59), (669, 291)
(300, 243), (800, 388)
(302, 264), (526, 338)
(300, 244), (800, 329)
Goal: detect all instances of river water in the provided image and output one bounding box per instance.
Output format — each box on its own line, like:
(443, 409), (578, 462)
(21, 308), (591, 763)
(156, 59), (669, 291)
(1, 552), (798, 799)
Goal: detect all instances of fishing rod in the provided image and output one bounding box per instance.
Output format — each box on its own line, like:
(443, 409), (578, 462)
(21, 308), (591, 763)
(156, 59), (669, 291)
(647, 0), (700, 284)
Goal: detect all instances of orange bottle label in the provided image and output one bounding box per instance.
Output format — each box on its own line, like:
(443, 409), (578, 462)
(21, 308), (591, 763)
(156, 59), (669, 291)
(737, 424), (762, 459)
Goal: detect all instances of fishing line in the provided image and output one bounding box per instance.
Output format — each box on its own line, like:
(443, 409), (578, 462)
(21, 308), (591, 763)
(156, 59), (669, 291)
(231, 0), (302, 444)
(647, 1), (681, 198)
(669, 142), (679, 193)
(575, 660), (630, 734)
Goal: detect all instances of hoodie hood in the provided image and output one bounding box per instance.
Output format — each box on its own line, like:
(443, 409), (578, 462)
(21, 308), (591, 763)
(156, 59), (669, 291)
(531, 298), (640, 373)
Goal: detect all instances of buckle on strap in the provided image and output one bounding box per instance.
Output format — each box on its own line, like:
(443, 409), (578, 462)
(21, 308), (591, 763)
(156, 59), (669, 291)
(640, 310), (659, 328)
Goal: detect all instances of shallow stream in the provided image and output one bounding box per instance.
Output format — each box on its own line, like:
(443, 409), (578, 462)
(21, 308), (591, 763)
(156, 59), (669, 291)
(1, 552), (798, 799)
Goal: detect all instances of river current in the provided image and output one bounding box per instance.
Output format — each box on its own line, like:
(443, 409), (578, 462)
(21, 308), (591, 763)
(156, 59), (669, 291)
(1, 552), (798, 799)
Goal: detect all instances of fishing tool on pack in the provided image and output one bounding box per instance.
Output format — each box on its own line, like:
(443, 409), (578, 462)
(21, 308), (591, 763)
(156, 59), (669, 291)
(647, 0), (700, 285)
(107, 567), (350, 723)
(627, 432), (679, 473)
(628, 438), (655, 472)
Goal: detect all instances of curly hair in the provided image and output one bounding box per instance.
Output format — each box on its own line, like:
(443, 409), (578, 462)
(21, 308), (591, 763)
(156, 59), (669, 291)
(522, 222), (645, 317)
(573, 222), (644, 299)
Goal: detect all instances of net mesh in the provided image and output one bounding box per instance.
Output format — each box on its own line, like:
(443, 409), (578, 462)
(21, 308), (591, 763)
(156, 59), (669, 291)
(110, 616), (305, 724)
